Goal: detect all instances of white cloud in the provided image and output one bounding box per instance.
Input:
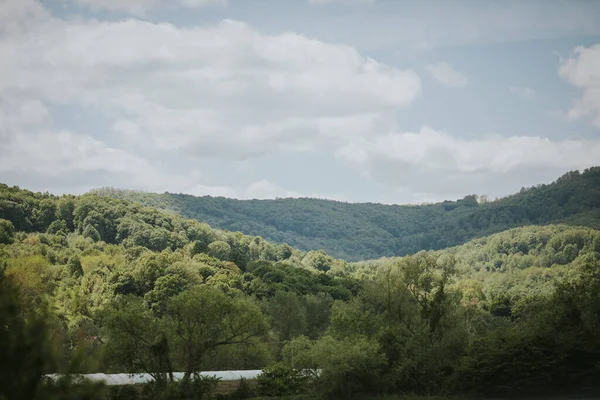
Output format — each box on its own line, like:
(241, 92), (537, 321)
(336, 126), (600, 198)
(337, 127), (600, 173)
(414, 41), (436, 52)
(559, 44), (600, 128)
(68, 0), (225, 15)
(0, 0), (420, 196)
(309, 0), (373, 4)
(0, 129), (198, 194)
(242, 181), (347, 201)
(188, 184), (238, 198)
(245, 180), (301, 199)
(2, 1), (598, 204)
(510, 86), (535, 99)
(186, 180), (347, 200)
(426, 62), (469, 87)
(0, 10), (420, 153)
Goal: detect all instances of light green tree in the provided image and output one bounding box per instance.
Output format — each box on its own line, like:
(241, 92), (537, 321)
(207, 241), (232, 261)
(165, 286), (267, 382)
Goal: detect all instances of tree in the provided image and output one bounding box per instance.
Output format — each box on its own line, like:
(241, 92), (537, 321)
(101, 296), (173, 386)
(46, 220), (68, 236)
(0, 268), (50, 400)
(0, 218), (15, 244)
(82, 225), (101, 242)
(67, 256), (83, 278)
(165, 285), (267, 382)
(56, 197), (76, 231)
(207, 241), (231, 261)
(303, 293), (333, 339)
(283, 335), (385, 398)
(34, 199), (57, 232)
(265, 290), (307, 341)
(144, 274), (187, 316)
(301, 250), (334, 272)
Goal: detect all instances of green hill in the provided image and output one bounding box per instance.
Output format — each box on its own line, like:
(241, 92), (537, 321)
(91, 167), (600, 260)
(2, 182), (600, 398)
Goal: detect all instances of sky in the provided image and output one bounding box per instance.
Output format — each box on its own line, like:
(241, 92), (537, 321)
(1, 0), (600, 205)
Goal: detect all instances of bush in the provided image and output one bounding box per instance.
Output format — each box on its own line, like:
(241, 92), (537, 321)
(229, 378), (255, 400)
(35, 376), (106, 400)
(256, 364), (311, 397)
(137, 375), (220, 400)
(105, 385), (139, 400)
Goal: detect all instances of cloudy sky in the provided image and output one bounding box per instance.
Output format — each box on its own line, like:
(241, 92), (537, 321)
(1, 0), (600, 204)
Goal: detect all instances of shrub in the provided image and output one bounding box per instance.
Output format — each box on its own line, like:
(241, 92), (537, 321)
(256, 364), (311, 397)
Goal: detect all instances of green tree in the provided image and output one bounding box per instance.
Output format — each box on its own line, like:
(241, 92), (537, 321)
(265, 290), (307, 341)
(144, 274), (187, 316)
(67, 256), (83, 278)
(283, 335), (385, 398)
(0, 218), (15, 244)
(82, 225), (101, 242)
(303, 293), (333, 339)
(302, 250), (334, 272)
(165, 285), (267, 382)
(0, 270), (50, 400)
(46, 220), (68, 236)
(101, 296), (174, 386)
(207, 241), (231, 261)
(56, 197), (76, 231)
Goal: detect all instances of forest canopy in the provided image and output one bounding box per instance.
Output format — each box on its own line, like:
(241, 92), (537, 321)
(91, 167), (600, 260)
(1, 177), (600, 399)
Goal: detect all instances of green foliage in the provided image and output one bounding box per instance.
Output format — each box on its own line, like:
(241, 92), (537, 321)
(92, 167), (600, 260)
(0, 267), (107, 400)
(101, 296), (170, 382)
(207, 240), (232, 261)
(132, 376), (220, 400)
(244, 261), (356, 300)
(256, 364), (311, 397)
(0, 218), (15, 244)
(301, 250), (334, 272)
(35, 376), (106, 400)
(229, 378), (255, 400)
(3, 180), (600, 399)
(83, 224), (102, 242)
(265, 290), (307, 341)
(0, 270), (50, 400)
(145, 274), (187, 315)
(283, 335), (385, 398)
(67, 255), (83, 277)
(165, 285), (268, 380)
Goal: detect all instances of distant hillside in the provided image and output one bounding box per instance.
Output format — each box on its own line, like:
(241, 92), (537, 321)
(91, 167), (600, 260)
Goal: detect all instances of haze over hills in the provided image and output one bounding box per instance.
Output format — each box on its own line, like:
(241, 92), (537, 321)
(91, 167), (600, 260)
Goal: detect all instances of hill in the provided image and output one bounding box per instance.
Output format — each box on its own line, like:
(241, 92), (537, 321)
(2, 182), (600, 397)
(2, 179), (600, 397)
(91, 167), (600, 260)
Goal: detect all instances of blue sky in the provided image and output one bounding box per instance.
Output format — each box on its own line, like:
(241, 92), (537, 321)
(1, 0), (600, 204)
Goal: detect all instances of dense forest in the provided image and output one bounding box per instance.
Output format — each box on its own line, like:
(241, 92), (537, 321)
(91, 167), (600, 260)
(2, 182), (600, 399)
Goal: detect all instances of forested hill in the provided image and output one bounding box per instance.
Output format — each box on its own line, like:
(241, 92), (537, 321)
(2, 179), (600, 398)
(91, 167), (600, 260)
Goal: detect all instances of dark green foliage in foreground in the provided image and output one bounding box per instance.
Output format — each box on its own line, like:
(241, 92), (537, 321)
(0, 267), (105, 400)
(91, 167), (600, 260)
(0, 268), (49, 400)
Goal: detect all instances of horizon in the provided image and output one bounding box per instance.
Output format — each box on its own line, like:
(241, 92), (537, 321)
(7, 163), (591, 207)
(1, 1), (600, 204)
